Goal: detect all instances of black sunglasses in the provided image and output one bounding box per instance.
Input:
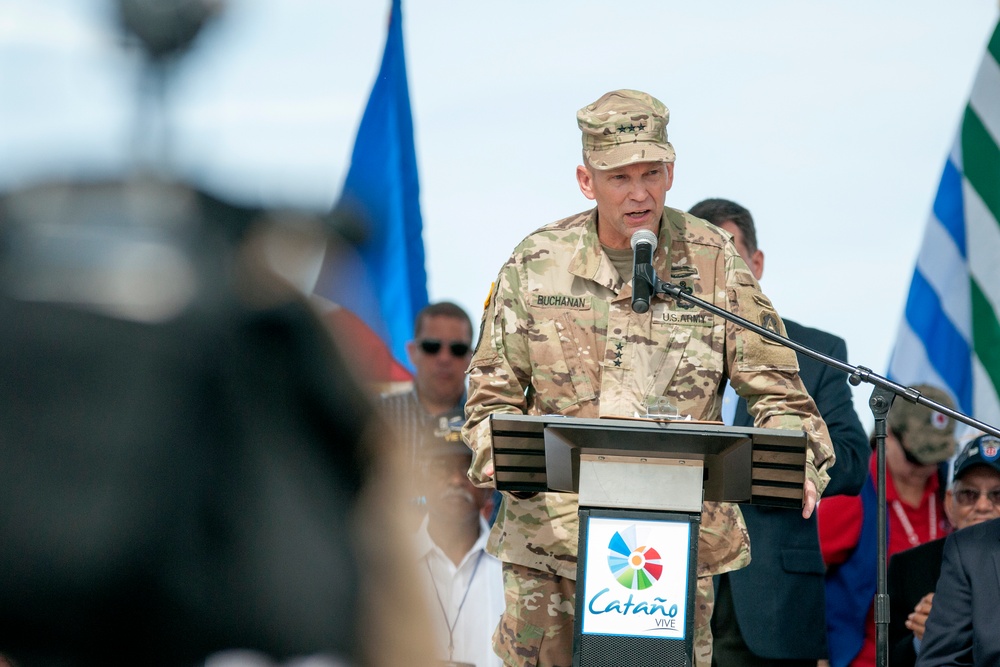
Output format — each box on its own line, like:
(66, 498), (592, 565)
(418, 338), (471, 357)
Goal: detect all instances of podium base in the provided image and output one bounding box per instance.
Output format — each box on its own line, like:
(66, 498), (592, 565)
(577, 633), (691, 667)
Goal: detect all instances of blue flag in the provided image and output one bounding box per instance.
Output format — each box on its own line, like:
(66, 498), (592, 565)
(888, 21), (1000, 427)
(314, 0), (427, 381)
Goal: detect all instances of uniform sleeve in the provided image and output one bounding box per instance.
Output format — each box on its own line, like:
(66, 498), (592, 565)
(461, 253), (533, 487)
(810, 335), (869, 497)
(723, 244), (835, 496)
(816, 494), (863, 566)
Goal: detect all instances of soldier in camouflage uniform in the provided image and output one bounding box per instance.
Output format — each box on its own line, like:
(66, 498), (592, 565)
(462, 89), (835, 667)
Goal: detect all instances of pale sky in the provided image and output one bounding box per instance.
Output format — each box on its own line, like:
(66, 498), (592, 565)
(2, 0), (998, 427)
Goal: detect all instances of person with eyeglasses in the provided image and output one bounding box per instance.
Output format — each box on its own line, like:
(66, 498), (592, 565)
(886, 434), (1000, 667)
(381, 301), (474, 475)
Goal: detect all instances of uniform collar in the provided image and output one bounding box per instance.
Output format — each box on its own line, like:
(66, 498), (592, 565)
(567, 208), (675, 297)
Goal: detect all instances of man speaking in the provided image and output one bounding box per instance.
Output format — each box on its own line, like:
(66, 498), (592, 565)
(462, 89), (834, 667)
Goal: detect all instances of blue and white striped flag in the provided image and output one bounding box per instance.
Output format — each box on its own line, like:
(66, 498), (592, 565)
(888, 21), (1000, 427)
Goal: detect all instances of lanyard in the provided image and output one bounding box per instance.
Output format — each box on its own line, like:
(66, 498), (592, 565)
(891, 494), (937, 548)
(425, 550), (485, 661)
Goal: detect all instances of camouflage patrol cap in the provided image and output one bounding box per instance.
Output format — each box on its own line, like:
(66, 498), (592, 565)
(888, 385), (957, 465)
(577, 89), (676, 170)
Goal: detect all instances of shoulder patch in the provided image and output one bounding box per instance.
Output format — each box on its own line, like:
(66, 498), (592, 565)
(483, 281), (495, 310)
(759, 311), (783, 345)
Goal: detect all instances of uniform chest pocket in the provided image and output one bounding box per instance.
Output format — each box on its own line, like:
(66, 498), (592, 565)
(530, 315), (597, 414)
(642, 320), (695, 395)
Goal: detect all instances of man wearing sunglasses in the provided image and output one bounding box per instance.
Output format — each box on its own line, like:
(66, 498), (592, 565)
(886, 434), (1000, 667)
(382, 301), (474, 472)
(462, 89), (834, 667)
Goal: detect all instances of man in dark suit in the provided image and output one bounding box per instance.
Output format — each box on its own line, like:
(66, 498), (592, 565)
(689, 199), (871, 666)
(889, 434), (1000, 666)
(915, 514), (1000, 666)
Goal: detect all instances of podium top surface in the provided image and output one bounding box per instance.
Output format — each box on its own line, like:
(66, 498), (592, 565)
(489, 413), (806, 438)
(488, 413), (807, 507)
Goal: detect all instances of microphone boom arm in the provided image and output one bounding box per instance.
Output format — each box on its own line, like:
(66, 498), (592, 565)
(640, 264), (1000, 667)
(649, 276), (1000, 438)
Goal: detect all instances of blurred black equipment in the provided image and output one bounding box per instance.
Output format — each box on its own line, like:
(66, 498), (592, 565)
(0, 180), (373, 665)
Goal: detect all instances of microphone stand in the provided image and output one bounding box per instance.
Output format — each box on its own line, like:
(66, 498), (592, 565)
(635, 264), (1000, 667)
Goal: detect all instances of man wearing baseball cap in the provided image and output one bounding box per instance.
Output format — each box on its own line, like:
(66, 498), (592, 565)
(819, 385), (958, 667)
(887, 434), (1000, 666)
(463, 89), (833, 667)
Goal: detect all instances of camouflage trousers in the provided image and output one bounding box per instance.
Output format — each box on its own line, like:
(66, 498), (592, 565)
(494, 562), (715, 667)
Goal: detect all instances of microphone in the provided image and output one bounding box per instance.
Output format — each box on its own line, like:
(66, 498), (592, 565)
(630, 229), (657, 314)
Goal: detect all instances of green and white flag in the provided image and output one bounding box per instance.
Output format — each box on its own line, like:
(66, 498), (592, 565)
(888, 20), (1000, 427)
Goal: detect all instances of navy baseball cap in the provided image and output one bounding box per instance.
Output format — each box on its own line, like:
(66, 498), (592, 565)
(953, 434), (1000, 482)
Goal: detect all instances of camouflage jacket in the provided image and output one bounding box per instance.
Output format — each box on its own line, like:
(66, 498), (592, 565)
(463, 206), (834, 580)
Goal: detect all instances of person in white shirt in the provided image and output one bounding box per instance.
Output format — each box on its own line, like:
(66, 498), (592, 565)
(415, 421), (504, 667)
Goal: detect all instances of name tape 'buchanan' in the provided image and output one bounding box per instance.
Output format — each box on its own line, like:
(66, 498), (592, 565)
(535, 294), (592, 309)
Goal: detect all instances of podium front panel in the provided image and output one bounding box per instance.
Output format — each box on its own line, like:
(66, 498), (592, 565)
(574, 508), (698, 667)
(576, 455), (704, 512)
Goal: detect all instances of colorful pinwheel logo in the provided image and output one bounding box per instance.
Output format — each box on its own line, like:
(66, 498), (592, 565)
(607, 525), (663, 590)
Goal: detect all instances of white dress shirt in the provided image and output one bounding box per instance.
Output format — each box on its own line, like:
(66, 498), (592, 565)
(415, 516), (504, 667)
(721, 383), (739, 426)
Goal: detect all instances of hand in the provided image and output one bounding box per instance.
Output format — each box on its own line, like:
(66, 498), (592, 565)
(905, 592), (934, 640)
(483, 460), (495, 478)
(801, 478), (818, 519)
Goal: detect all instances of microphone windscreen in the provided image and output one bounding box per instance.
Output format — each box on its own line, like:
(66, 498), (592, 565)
(630, 229), (657, 250)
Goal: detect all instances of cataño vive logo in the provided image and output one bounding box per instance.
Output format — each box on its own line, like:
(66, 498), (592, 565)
(607, 525), (663, 590)
(585, 521), (681, 627)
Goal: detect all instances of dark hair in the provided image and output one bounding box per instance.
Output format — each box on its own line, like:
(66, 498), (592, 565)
(688, 198), (759, 254)
(413, 301), (473, 340)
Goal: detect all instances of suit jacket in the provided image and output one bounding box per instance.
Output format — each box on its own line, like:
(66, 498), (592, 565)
(916, 517), (1000, 666)
(726, 319), (870, 659)
(887, 537), (947, 667)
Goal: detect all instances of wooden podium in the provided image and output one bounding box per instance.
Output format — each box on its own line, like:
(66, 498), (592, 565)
(487, 414), (808, 667)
